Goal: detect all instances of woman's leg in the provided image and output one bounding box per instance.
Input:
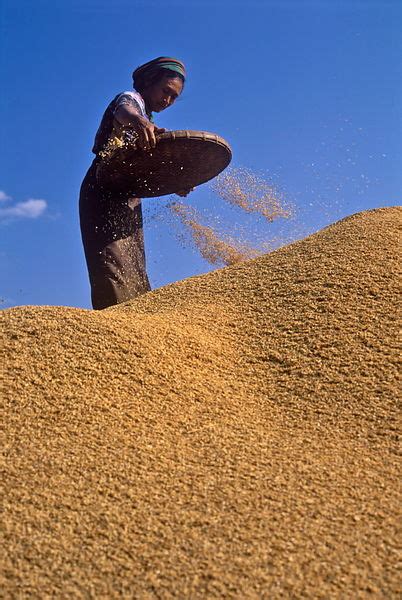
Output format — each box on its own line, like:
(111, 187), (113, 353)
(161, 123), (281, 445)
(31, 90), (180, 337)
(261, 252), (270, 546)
(79, 166), (151, 310)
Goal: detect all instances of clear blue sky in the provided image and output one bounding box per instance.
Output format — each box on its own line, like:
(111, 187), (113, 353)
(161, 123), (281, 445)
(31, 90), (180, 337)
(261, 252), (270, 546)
(1, 0), (400, 309)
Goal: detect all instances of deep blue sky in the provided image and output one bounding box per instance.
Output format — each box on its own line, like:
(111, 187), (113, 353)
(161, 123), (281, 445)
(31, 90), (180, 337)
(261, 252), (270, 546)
(1, 0), (401, 309)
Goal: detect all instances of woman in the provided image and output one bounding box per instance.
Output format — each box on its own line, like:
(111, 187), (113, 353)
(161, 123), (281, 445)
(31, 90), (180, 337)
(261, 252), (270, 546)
(79, 57), (188, 310)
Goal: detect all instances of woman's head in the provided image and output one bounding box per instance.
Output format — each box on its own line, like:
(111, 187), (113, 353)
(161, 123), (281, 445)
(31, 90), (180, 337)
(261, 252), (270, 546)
(132, 57), (186, 113)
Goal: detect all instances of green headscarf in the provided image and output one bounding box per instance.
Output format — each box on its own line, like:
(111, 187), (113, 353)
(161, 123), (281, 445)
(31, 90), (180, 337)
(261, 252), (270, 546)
(132, 56), (186, 91)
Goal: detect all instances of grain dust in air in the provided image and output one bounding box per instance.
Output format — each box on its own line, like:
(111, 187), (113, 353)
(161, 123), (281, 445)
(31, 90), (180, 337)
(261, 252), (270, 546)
(167, 166), (293, 266)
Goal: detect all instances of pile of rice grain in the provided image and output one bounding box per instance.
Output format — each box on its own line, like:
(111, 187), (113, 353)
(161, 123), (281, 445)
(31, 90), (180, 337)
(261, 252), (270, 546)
(1, 207), (400, 598)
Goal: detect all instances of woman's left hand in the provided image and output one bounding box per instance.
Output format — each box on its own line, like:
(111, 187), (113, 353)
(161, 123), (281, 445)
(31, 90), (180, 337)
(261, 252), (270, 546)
(176, 187), (195, 197)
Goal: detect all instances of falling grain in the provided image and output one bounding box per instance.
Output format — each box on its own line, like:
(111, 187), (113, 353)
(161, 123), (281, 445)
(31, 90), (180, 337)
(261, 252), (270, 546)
(170, 201), (261, 265)
(212, 166), (292, 221)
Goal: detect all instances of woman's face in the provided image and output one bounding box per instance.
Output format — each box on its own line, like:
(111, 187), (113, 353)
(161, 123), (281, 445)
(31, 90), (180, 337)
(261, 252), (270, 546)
(143, 73), (183, 113)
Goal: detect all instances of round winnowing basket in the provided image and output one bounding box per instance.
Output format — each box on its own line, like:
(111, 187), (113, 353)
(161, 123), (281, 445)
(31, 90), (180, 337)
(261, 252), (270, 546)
(96, 130), (232, 197)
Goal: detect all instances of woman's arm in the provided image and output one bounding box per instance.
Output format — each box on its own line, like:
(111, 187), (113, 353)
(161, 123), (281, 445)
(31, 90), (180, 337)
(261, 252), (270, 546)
(114, 104), (165, 150)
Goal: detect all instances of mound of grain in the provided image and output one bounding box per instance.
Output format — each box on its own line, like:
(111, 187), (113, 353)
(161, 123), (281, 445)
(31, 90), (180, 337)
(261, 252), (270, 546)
(1, 207), (400, 598)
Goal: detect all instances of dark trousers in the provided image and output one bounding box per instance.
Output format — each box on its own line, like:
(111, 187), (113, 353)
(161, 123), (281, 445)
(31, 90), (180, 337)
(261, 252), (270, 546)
(79, 160), (151, 310)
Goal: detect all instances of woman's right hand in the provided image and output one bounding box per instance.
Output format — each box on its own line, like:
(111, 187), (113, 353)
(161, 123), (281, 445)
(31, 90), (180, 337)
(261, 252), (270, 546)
(114, 105), (165, 150)
(130, 114), (166, 150)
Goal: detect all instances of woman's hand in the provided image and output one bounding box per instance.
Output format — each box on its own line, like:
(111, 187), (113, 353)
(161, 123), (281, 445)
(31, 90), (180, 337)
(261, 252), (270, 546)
(176, 187), (195, 197)
(131, 114), (166, 150)
(114, 105), (165, 150)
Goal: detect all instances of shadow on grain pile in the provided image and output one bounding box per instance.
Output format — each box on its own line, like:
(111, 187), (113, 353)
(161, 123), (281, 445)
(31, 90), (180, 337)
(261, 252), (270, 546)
(2, 207), (400, 598)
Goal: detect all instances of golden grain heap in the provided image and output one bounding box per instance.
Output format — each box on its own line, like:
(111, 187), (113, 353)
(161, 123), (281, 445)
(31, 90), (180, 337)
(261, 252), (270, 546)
(1, 207), (400, 598)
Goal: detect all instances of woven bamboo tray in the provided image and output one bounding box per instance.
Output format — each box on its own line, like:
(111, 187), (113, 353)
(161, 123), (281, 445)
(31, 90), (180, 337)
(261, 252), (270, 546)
(96, 130), (232, 197)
